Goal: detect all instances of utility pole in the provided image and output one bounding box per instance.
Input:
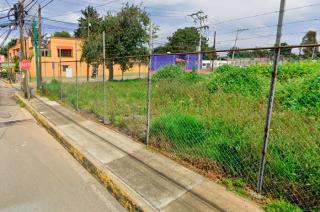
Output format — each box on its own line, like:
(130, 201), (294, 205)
(18, 0), (28, 97)
(18, 1), (25, 60)
(38, 4), (42, 85)
(232, 28), (249, 60)
(189, 11), (209, 71)
(257, 0), (286, 192)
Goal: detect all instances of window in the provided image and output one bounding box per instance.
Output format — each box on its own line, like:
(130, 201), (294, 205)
(57, 49), (72, 57)
(62, 65), (69, 72)
(41, 49), (50, 57)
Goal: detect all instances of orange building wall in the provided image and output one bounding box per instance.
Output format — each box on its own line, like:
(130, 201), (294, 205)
(9, 37), (149, 79)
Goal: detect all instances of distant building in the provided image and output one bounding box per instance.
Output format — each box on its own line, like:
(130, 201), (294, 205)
(8, 36), (148, 79)
(151, 54), (202, 71)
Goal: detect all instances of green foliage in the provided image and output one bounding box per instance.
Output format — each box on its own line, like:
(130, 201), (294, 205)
(264, 200), (302, 212)
(0, 71), (8, 78)
(152, 65), (201, 82)
(279, 74), (320, 115)
(221, 178), (247, 197)
(45, 79), (60, 99)
(43, 60), (320, 210)
(76, 6), (103, 69)
(75, 6), (102, 39)
(154, 27), (209, 54)
(53, 31), (72, 38)
(301, 31), (319, 58)
(102, 3), (151, 77)
(207, 65), (265, 97)
(278, 60), (320, 81)
(151, 113), (207, 147)
(152, 65), (182, 81)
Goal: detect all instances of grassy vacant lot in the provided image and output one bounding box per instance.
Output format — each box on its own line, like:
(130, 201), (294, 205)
(43, 61), (320, 211)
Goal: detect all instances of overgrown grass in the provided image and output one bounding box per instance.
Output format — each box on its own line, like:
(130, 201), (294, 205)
(43, 62), (320, 210)
(264, 200), (303, 212)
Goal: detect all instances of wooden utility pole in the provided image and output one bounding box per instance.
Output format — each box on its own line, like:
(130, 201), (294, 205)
(38, 4), (42, 84)
(18, 1), (25, 60)
(18, 0), (28, 97)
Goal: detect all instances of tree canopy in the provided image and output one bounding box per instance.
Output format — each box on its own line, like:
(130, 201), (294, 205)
(301, 30), (318, 58)
(154, 27), (209, 54)
(53, 31), (72, 38)
(0, 39), (17, 57)
(76, 3), (151, 80)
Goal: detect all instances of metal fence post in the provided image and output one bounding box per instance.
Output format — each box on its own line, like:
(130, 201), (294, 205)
(44, 60), (46, 83)
(75, 42), (79, 111)
(59, 48), (62, 100)
(103, 31), (107, 124)
(257, 0), (286, 192)
(146, 23), (153, 145)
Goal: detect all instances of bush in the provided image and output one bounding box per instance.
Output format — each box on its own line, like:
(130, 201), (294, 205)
(152, 65), (182, 82)
(208, 65), (265, 97)
(278, 75), (320, 115)
(278, 60), (320, 81)
(46, 79), (60, 98)
(0, 71), (8, 78)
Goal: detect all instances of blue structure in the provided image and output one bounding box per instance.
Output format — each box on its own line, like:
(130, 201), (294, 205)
(151, 54), (202, 71)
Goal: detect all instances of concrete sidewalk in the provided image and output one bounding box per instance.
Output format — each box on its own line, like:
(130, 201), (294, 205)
(17, 94), (262, 212)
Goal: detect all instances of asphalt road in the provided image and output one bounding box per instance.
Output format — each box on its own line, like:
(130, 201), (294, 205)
(0, 80), (125, 212)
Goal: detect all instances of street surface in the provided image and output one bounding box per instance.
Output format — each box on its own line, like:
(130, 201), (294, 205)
(0, 80), (125, 212)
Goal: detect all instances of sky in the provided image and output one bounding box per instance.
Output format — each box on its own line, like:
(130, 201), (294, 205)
(1, 0), (320, 51)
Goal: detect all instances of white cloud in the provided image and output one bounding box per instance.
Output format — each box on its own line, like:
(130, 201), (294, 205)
(4, 0), (319, 50)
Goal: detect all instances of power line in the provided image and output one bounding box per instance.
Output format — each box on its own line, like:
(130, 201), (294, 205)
(211, 3), (320, 26)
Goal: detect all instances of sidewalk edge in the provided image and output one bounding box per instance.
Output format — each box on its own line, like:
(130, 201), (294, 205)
(15, 93), (145, 212)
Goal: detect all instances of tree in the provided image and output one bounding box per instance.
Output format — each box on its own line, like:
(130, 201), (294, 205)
(53, 31), (71, 38)
(102, 3), (151, 80)
(301, 31), (318, 58)
(154, 27), (209, 54)
(227, 48), (272, 58)
(279, 42), (292, 57)
(75, 6), (102, 81)
(0, 39), (17, 57)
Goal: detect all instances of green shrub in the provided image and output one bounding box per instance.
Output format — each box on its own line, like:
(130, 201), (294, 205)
(0, 71), (8, 78)
(279, 75), (320, 115)
(278, 60), (320, 81)
(208, 65), (265, 97)
(46, 79), (60, 98)
(152, 65), (182, 82)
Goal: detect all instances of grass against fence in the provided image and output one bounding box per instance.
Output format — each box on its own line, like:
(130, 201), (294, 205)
(42, 61), (320, 210)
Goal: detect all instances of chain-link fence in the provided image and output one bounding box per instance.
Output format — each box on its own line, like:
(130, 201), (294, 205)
(37, 46), (320, 211)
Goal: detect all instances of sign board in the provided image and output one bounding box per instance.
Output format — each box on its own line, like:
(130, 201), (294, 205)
(21, 60), (31, 70)
(66, 67), (73, 78)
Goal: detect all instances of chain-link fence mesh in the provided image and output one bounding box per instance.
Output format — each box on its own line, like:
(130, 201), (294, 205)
(38, 48), (320, 211)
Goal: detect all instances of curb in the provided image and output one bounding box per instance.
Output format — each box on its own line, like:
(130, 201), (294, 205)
(15, 93), (145, 212)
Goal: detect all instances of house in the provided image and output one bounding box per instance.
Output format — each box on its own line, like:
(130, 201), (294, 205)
(8, 36), (148, 79)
